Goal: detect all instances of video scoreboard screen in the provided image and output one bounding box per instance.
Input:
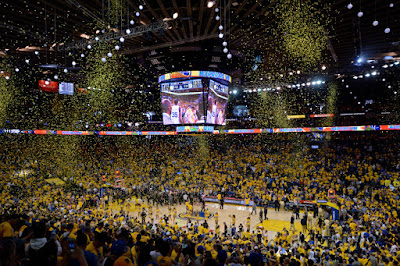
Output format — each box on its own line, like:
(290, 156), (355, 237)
(159, 72), (231, 126)
(206, 80), (228, 125)
(161, 79), (205, 125)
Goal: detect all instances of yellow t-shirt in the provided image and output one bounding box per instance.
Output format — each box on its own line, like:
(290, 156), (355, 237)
(86, 242), (103, 258)
(157, 256), (173, 266)
(0, 221), (14, 239)
(114, 256), (135, 266)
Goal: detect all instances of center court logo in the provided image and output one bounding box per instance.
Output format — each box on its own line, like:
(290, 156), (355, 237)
(178, 212), (214, 220)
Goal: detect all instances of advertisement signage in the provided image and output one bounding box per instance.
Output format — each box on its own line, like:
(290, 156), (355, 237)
(159, 71), (232, 83)
(38, 80), (59, 93)
(59, 82), (74, 95)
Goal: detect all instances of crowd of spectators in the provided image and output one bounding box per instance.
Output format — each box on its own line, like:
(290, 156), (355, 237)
(0, 135), (400, 265)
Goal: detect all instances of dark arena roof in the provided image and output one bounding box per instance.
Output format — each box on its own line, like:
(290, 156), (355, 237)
(0, 0), (399, 129)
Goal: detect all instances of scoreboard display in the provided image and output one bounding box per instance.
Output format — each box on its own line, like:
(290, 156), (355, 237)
(206, 80), (228, 125)
(159, 71), (231, 126)
(161, 79), (203, 92)
(209, 80), (229, 95)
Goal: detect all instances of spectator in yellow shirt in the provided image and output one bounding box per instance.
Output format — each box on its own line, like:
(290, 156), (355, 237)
(0, 214), (18, 239)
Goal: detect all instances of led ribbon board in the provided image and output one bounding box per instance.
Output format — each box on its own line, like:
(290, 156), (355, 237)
(159, 71), (232, 83)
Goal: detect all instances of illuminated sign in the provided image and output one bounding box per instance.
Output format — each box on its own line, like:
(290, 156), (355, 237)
(161, 79), (203, 92)
(176, 126), (214, 133)
(38, 80), (59, 93)
(209, 80), (229, 94)
(310, 114), (334, 118)
(159, 71), (232, 83)
(287, 115), (306, 119)
(59, 82), (74, 95)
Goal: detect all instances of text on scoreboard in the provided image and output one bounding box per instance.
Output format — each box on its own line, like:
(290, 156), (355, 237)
(161, 79), (203, 92)
(209, 80), (229, 95)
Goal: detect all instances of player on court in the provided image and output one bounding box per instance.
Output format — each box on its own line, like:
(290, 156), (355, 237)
(172, 207), (177, 223)
(184, 106), (198, 124)
(170, 99), (182, 124)
(246, 216), (251, 231)
(206, 97), (217, 124)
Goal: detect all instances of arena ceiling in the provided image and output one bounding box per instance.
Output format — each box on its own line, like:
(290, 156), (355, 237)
(0, 0), (399, 82)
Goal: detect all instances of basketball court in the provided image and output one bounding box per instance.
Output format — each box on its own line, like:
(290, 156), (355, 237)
(109, 200), (307, 240)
